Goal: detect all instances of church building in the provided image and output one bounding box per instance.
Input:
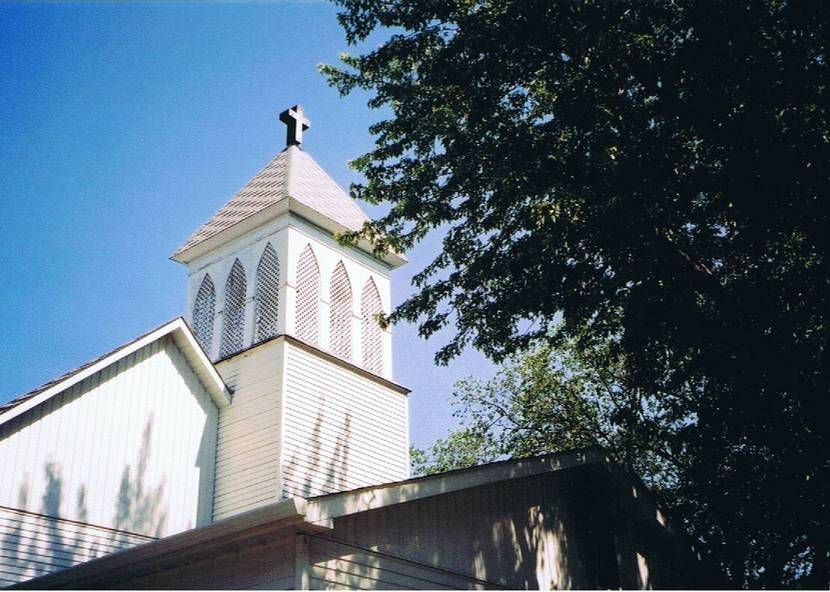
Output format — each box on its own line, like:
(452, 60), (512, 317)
(0, 106), (707, 589)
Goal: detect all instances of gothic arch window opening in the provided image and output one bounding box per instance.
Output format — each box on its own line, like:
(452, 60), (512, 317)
(192, 274), (215, 355)
(361, 277), (384, 375)
(295, 244), (320, 345)
(329, 261), (353, 360)
(254, 243), (280, 344)
(220, 259), (247, 359)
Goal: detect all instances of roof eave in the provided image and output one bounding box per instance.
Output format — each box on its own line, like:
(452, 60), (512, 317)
(170, 199), (292, 265)
(14, 497), (325, 590)
(168, 318), (232, 407)
(287, 197), (408, 269)
(305, 446), (610, 525)
(171, 197), (407, 269)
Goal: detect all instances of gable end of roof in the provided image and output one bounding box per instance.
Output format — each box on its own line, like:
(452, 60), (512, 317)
(0, 318), (231, 427)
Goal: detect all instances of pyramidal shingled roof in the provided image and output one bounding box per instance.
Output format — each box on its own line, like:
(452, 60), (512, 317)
(173, 145), (370, 258)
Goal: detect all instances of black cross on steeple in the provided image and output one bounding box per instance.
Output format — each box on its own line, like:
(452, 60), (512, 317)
(279, 105), (310, 147)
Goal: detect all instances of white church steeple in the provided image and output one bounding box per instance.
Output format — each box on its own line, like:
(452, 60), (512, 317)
(172, 105), (405, 378)
(172, 107), (410, 518)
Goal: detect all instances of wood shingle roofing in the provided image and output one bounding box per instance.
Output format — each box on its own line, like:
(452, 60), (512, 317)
(172, 145), (370, 259)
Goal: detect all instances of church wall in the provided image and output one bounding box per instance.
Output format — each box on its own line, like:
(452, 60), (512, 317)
(325, 468), (623, 590)
(280, 340), (409, 499)
(322, 466), (703, 590)
(0, 506), (153, 587)
(284, 221), (394, 381)
(0, 336), (219, 585)
(306, 535), (495, 590)
(185, 217), (291, 362)
(601, 466), (710, 589)
(213, 339), (285, 521)
(105, 536), (296, 590)
(184, 213), (395, 379)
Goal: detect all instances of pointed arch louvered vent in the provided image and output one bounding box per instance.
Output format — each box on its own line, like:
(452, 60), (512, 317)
(295, 244), (320, 345)
(220, 259), (247, 358)
(192, 274), (216, 355)
(329, 261), (353, 360)
(254, 243), (280, 344)
(361, 277), (384, 375)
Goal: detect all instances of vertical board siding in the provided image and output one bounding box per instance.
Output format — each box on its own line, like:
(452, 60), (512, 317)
(0, 506), (154, 587)
(0, 335), (217, 585)
(308, 537), (492, 590)
(281, 342), (408, 499)
(326, 470), (600, 590)
(213, 341), (283, 521)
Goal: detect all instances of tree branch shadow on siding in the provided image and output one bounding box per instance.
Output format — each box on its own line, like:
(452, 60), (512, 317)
(314, 468), (633, 589)
(167, 335), (217, 530)
(284, 402), (353, 498)
(1, 415), (189, 586)
(1, 466), (92, 584)
(329, 411), (351, 492)
(32, 465), (99, 582)
(40, 462), (74, 571)
(114, 415), (168, 538)
(0, 482), (31, 585)
(192, 416), (214, 531)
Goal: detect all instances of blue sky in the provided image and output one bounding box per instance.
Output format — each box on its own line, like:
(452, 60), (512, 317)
(0, 1), (496, 449)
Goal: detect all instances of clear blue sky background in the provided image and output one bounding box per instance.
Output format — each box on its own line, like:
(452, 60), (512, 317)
(0, 1), (497, 449)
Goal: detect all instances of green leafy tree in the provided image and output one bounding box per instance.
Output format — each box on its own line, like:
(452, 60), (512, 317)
(324, 0), (830, 587)
(410, 429), (496, 477)
(411, 337), (819, 588)
(412, 338), (682, 492)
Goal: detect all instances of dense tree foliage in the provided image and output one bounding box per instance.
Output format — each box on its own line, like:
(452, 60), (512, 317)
(324, 0), (830, 587)
(411, 339), (679, 492)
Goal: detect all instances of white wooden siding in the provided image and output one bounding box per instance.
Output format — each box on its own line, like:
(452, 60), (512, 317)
(186, 212), (395, 379)
(308, 536), (495, 590)
(109, 536), (295, 590)
(213, 340), (284, 521)
(284, 224), (394, 381)
(321, 466), (704, 590)
(0, 506), (153, 587)
(281, 341), (408, 499)
(0, 335), (218, 585)
(325, 470), (602, 590)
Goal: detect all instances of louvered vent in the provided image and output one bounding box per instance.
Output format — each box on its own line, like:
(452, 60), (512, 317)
(295, 244), (320, 344)
(192, 274), (216, 355)
(254, 243), (280, 343)
(361, 278), (384, 375)
(220, 259), (247, 358)
(329, 261), (353, 360)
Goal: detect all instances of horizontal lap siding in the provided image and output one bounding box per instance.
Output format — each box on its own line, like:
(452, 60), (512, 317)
(109, 536), (294, 590)
(213, 342), (283, 521)
(328, 470), (595, 590)
(281, 343), (409, 499)
(0, 507), (152, 587)
(308, 537), (489, 590)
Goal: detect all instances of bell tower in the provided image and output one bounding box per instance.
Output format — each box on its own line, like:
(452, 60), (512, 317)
(172, 106), (409, 521)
